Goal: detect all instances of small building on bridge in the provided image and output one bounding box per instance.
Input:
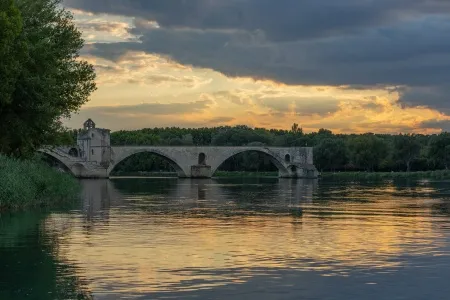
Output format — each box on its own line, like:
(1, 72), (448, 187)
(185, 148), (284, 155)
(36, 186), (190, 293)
(77, 119), (112, 167)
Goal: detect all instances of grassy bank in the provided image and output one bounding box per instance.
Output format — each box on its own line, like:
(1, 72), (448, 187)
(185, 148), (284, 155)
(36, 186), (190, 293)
(0, 155), (80, 211)
(321, 170), (450, 180)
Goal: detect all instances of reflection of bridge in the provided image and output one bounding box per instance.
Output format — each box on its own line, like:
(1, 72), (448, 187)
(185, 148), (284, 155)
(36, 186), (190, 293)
(80, 178), (318, 219)
(39, 120), (318, 179)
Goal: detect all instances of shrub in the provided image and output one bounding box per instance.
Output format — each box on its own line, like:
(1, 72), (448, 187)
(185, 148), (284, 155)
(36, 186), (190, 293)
(0, 155), (80, 210)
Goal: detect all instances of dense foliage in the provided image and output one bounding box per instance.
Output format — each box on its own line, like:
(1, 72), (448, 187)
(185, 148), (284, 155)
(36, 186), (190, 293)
(69, 124), (450, 174)
(0, 0), (96, 157)
(0, 155), (80, 210)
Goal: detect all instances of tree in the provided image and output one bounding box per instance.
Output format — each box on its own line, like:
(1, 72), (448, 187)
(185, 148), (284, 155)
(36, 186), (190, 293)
(291, 123), (303, 135)
(0, 0), (24, 105)
(0, 0), (96, 156)
(393, 134), (421, 172)
(428, 133), (450, 169)
(348, 135), (388, 171)
(314, 138), (348, 171)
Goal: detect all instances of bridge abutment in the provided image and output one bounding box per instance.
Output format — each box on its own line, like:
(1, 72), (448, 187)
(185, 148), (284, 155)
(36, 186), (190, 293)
(190, 165), (212, 178)
(280, 164), (319, 179)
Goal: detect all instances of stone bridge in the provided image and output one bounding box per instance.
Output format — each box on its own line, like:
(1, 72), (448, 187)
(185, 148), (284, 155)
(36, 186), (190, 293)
(38, 120), (318, 179)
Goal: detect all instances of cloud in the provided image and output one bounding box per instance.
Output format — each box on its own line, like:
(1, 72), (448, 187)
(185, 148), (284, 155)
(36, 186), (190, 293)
(258, 96), (340, 116)
(203, 90), (340, 116)
(70, 9), (138, 43)
(78, 14), (450, 114)
(65, 0), (450, 114)
(82, 100), (212, 116)
(97, 16), (450, 83)
(419, 119), (450, 132)
(399, 86), (450, 113)
(66, 101), (240, 130)
(81, 51), (212, 88)
(65, 0), (450, 42)
(206, 116), (235, 124)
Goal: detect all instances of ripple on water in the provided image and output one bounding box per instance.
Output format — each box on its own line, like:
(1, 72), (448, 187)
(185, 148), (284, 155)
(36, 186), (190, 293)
(2, 178), (450, 299)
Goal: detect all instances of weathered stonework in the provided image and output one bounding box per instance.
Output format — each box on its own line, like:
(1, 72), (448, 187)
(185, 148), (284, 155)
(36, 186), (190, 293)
(191, 165), (212, 178)
(38, 121), (319, 179)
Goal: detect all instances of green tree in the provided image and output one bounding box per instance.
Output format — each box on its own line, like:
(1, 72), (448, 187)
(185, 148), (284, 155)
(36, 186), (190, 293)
(393, 134), (421, 172)
(348, 135), (387, 171)
(428, 133), (450, 169)
(0, 0), (24, 104)
(291, 123), (303, 135)
(0, 0), (96, 156)
(314, 138), (348, 171)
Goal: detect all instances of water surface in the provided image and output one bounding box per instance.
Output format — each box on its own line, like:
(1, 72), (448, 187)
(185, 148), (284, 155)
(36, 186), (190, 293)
(2, 178), (450, 299)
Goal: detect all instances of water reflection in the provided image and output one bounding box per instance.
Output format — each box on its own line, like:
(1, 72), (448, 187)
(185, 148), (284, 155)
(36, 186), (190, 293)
(42, 178), (450, 297)
(0, 213), (93, 299)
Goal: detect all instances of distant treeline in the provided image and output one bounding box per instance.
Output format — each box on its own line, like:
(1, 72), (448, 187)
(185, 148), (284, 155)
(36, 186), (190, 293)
(68, 124), (450, 173)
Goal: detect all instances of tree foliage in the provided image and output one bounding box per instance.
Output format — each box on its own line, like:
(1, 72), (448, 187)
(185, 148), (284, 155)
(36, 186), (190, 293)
(348, 135), (387, 171)
(393, 134), (421, 172)
(314, 138), (347, 171)
(0, 0), (24, 105)
(0, 0), (96, 156)
(428, 133), (450, 169)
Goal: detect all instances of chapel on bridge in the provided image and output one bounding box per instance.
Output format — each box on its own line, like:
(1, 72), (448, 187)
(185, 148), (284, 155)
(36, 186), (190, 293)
(76, 119), (111, 166)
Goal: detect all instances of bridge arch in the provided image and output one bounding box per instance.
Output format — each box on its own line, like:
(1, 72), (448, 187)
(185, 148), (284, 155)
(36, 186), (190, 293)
(37, 149), (76, 175)
(210, 148), (290, 176)
(108, 148), (188, 177)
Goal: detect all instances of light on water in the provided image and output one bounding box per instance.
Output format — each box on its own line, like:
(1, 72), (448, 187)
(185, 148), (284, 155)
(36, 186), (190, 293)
(2, 178), (450, 299)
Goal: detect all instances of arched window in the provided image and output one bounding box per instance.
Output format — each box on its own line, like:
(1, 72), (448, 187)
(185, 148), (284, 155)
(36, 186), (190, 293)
(285, 154), (291, 163)
(68, 148), (79, 157)
(198, 153), (206, 165)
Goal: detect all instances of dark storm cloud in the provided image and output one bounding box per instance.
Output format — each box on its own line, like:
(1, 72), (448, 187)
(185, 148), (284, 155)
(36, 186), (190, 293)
(65, 0), (450, 41)
(399, 86), (450, 113)
(88, 17), (450, 86)
(420, 120), (450, 131)
(66, 0), (450, 114)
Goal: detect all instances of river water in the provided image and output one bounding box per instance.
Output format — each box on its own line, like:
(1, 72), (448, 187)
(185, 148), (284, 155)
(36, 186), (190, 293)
(2, 178), (450, 299)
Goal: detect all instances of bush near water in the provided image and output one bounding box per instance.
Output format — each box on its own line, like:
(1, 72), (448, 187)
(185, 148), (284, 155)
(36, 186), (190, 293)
(0, 155), (80, 210)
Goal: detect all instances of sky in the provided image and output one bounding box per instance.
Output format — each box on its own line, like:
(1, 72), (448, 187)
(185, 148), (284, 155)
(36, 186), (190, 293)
(63, 0), (450, 133)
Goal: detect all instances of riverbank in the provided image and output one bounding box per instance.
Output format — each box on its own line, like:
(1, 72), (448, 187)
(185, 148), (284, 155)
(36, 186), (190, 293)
(0, 155), (80, 211)
(321, 170), (450, 180)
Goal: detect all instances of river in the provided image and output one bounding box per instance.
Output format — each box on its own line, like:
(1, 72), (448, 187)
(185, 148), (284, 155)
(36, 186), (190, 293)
(2, 178), (450, 299)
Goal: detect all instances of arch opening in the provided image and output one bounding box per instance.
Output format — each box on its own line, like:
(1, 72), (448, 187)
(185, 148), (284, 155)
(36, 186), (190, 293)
(109, 150), (186, 177)
(212, 150), (287, 177)
(285, 154), (291, 163)
(198, 152), (206, 165)
(69, 148), (79, 157)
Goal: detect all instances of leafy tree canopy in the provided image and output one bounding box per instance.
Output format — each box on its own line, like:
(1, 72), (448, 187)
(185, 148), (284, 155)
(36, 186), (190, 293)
(0, 0), (96, 157)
